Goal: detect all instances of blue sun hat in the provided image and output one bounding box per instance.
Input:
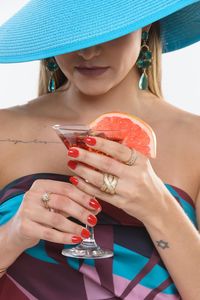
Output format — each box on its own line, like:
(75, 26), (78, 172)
(0, 0), (200, 63)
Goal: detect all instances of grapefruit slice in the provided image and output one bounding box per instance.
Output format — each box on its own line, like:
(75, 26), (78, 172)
(89, 112), (156, 158)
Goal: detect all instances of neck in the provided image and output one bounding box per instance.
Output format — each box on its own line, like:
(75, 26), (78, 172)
(57, 68), (158, 123)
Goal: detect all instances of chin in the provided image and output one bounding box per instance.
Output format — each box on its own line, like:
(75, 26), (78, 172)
(76, 84), (111, 97)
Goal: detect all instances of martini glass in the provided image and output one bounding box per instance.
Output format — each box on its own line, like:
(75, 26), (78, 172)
(52, 124), (124, 259)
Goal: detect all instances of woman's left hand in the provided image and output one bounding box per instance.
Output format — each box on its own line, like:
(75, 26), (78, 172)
(66, 135), (169, 226)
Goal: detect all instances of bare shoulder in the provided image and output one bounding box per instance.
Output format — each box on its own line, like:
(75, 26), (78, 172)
(172, 107), (200, 149)
(162, 101), (200, 173)
(0, 93), (53, 130)
(0, 90), (73, 140)
(0, 103), (34, 132)
(0, 106), (21, 122)
(157, 99), (200, 141)
(181, 111), (200, 173)
(0, 106), (28, 153)
(0, 106), (24, 132)
(0, 96), (47, 146)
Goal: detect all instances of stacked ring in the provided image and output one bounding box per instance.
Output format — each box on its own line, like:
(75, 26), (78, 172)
(124, 148), (137, 166)
(99, 148), (137, 195)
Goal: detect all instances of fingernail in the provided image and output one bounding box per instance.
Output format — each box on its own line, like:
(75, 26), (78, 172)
(81, 228), (90, 239)
(69, 176), (78, 186)
(89, 198), (102, 210)
(87, 214), (97, 226)
(68, 148), (79, 158)
(67, 160), (77, 170)
(71, 236), (82, 244)
(84, 137), (96, 146)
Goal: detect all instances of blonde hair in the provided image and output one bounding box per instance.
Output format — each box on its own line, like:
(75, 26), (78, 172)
(38, 21), (163, 98)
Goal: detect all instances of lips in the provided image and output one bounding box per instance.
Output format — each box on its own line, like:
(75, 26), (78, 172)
(76, 67), (108, 70)
(75, 67), (109, 76)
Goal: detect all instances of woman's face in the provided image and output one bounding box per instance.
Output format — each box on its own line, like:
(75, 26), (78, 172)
(55, 27), (145, 96)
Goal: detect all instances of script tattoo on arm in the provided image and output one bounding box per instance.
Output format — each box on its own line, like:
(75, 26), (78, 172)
(0, 138), (61, 145)
(156, 240), (170, 249)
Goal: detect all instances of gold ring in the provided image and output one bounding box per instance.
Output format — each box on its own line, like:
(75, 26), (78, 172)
(125, 148), (137, 166)
(100, 173), (118, 195)
(41, 192), (52, 211)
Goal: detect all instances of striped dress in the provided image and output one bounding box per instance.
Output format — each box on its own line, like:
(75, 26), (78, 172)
(0, 173), (197, 300)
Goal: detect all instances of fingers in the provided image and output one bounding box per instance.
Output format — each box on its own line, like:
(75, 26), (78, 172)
(67, 136), (143, 176)
(27, 220), (84, 244)
(29, 180), (101, 213)
(21, 179), (102, 245)
(33, 203), (97, 230)
(30, 179), (80, 198)
(23, 190), (98, 240)
(32, 208), (89, 239)
(68, 147), (124, 177)
(83, 135), (134, 163)
(71, 175), (123, 208)
(50, 185), (101, 213)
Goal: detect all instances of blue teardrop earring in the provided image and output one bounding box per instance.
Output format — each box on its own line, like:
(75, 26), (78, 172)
(136, 31), (152, 90)
(45, 57), (59, 93)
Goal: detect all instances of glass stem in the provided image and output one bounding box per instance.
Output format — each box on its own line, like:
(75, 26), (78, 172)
(86, 225), (95, 240)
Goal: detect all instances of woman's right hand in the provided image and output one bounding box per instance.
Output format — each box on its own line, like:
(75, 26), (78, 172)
(8, 178), (102, 250)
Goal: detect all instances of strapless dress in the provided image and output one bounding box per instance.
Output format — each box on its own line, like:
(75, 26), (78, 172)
(0, 173), (197, 300)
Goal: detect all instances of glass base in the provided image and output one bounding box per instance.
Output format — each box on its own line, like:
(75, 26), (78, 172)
(62, 243), (113, 259)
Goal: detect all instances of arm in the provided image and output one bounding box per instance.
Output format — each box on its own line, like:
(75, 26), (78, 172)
(0, 110), (28, 278)
(143, 188), (200, 300)
(0, 219), (27, 278)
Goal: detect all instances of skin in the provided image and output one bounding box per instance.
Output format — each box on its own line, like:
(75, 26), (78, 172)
(0, 22), (200, 299)
(0, 23), (200, 256)
(54, 26), (145, 111)
(50, 25), (157, 123)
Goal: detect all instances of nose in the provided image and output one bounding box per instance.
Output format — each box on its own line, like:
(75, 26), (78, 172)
(77, 45), (101, 60)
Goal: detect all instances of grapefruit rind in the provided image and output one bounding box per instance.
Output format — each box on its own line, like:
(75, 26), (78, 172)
(89, 112), (157, 158)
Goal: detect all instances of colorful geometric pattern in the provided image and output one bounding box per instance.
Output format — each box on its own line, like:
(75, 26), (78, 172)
(0, 173), (197, 299)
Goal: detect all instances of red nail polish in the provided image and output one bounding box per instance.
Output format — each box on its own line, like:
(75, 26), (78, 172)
(72, 236), (82, 244)
(87, 214), (97, 226)
(81, 228), (90, 239)
(68, 148), (79, 158)
(69, 176), (78, 186)
(84, 137), (96, 146)
(89, 198), (102, 210)
(68, 160), (77, 170)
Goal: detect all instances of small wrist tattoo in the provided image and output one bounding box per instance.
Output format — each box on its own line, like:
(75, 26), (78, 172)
(156, 240), (169, 249)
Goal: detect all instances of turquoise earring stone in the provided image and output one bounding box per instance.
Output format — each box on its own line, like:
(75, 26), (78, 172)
(46, 57), (59, 93)
(139, 72), (148, 90)
(137, 31), (151, 90)
(142, 31), (149, 42)
(46, 58), (59, 72)
(48, 76), (56, 93)
(136, 59), (151, 69)
(144, 50), (152, 60)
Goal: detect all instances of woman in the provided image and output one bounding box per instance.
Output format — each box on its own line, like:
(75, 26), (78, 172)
(0, 0), (200, 299)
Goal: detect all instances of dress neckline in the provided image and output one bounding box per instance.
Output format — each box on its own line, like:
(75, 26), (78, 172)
(0, 172), (195, 205)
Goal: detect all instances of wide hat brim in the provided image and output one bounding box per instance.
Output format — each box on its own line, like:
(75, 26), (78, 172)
(0, 0), (200, 63)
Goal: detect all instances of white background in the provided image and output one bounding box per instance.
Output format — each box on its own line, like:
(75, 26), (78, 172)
(0, 0), (200, 115)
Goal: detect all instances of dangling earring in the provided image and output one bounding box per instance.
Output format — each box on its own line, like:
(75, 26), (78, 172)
(45, 57), (59, 93)
(136, 31), (152, 90)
